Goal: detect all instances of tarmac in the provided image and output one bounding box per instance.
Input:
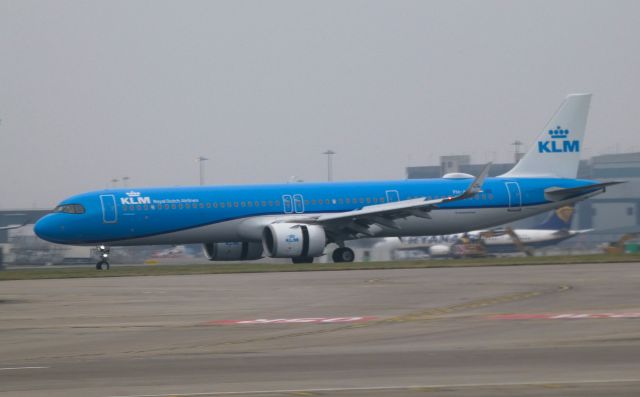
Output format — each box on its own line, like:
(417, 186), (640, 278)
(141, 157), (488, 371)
(1, 262), (639, 396)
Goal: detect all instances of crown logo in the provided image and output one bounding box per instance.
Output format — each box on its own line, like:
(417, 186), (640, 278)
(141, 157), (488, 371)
(548, 126), (570, 139)
(126, 191), (141, 197)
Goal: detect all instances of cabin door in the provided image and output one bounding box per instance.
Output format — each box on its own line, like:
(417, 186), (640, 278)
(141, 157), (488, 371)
(385, 190), (400, 203)
(505, 182), (522, 212)
(100, 195), (118, 223)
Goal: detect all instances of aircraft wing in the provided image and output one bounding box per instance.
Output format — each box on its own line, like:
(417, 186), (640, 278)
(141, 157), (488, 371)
(0, 223), (25, 231)
(281, 163), (491, 238)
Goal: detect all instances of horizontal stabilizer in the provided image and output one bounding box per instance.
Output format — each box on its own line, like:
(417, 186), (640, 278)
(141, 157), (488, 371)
(544, 181), (624, 202)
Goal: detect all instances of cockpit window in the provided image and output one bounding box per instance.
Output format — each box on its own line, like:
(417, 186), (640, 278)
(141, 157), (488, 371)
(53, 204), (85, 214)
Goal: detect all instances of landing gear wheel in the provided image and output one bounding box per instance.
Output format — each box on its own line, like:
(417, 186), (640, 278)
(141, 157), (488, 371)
(332, 247), (355, 263)
(96, 245), (111, 270)
(292, 256), (314, 264)
(96, 261), (110, 270)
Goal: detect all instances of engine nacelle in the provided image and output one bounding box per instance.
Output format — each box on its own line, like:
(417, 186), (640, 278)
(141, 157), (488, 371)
(429, 244), (451, 257)
(262, 223), (326, 258)
(202, 242), (263, 261)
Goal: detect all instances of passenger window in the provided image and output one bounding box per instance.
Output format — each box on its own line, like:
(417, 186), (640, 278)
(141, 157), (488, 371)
(268, 201), (273, 207)
(122, 206), (128, 211)
(275, 200), (280, 206)
(373, 197), (378, 203)
(247, 201), (253, 207)
(380, 197), (385, 203)
(366, 198), (371, 203)
(338, 198), (344, 204)
(185, 204), (191, 209)
(241, 201), (246, 207)
(234, 202), (238, 208)
(261, 201), (267, 207)
(220, 202), (225, 208)
(345, 198), (350, 204)
(312, 199), (316, 205)
(325, 199), (330, 205)
(254, 201), (259, 207)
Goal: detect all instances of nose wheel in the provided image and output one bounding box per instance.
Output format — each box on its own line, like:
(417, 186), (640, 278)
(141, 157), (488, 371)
(96, 245), (110, 270)
(332, 247), (355, 263)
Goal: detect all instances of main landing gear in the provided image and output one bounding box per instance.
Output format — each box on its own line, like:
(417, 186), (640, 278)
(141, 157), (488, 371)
(96, 245), (110, 270)
(332, 247), (355, 263)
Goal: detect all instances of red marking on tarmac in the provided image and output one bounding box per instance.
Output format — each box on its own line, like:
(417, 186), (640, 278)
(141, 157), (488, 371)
(204, 316), (378, 325)
(490, 313), (640, 320)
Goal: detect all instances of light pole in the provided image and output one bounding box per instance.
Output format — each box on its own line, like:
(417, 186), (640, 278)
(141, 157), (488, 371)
(196, 156), (208, 186)
(512, 140), (523, 163)
(322, 150), (335, 182)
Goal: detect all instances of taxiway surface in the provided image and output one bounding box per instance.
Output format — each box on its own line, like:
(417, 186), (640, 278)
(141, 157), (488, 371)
(1, 263), (639, 396)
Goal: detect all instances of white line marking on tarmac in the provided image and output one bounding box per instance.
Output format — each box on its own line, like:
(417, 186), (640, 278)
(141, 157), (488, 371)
(106, 378), (640, 397)
(0, 366), (49, 371)
(206, 316), (377, 325)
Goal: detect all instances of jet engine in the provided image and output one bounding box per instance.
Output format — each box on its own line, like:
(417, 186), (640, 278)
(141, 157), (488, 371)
(202, 242), (263, 261)
(428, 244), (451, 257)
(262, 223), (326, 258)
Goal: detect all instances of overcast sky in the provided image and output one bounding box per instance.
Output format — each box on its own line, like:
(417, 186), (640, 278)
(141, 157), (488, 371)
(1, 0), (639, 208)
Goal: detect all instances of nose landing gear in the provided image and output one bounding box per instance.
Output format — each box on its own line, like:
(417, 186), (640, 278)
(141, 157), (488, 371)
(96, 245), (110, 270)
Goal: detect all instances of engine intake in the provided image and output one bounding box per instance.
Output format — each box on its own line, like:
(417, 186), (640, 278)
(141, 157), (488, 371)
(262, 223), (326, 258)
(202, 242), (263, 261)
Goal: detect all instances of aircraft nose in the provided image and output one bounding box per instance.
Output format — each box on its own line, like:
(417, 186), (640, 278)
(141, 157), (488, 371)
(34, 215), (60, 243)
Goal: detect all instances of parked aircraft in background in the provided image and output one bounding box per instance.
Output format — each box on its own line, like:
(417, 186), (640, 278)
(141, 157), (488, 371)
(389, 205), (590, 258)
(150, 245), (193, 259)
(35, 94), (620, 269)
(0, 224), (25, 231)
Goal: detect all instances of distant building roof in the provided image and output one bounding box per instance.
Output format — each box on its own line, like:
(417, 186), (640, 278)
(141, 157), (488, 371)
(407, 162), (514, 179)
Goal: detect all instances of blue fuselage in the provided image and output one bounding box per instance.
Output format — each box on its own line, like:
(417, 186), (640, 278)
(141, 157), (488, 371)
(34, 177), (598, 246)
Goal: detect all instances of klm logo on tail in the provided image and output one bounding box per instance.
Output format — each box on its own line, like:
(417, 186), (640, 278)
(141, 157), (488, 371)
(537, 126), (580, 153)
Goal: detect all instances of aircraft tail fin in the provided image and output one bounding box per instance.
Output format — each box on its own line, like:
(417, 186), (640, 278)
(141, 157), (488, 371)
(535, 206), (575, 230)
(500, 94), (591, 179)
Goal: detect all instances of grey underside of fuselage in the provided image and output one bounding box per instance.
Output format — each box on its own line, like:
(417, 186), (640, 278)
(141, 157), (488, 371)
(105, 196), (585, 246)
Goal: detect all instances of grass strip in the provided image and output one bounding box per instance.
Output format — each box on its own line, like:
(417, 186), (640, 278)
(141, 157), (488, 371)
(1, 254), (639, 281)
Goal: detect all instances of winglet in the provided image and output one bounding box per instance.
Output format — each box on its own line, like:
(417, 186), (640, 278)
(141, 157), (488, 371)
(460, 162), (491, 199)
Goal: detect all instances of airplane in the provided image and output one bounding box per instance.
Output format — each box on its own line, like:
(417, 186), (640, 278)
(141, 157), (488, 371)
(0, 224), (25, 231)
(150, 245), (192, 259)
(389, 205), (591, 258)
(34, 93), (621, 269)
